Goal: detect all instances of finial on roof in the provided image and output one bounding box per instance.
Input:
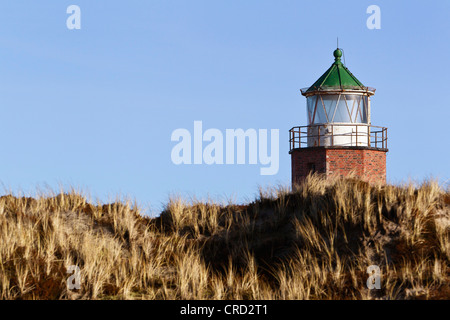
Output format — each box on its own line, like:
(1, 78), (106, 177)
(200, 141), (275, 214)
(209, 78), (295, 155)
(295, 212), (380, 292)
(333, 48), (343, 61)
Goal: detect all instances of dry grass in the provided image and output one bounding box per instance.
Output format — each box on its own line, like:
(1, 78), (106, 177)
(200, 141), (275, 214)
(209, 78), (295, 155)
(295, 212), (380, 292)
(0, 175), (449, 300)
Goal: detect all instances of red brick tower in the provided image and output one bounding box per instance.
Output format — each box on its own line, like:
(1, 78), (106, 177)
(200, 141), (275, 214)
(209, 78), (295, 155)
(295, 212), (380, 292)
(290, 48), (388, 184)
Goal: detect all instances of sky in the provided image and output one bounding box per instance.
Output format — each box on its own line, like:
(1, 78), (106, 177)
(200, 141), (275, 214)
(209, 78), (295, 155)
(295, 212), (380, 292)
(0, 1), (449, 215)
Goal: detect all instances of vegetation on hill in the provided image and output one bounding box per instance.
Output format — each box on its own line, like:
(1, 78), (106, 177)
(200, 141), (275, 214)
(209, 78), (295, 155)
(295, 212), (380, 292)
(0, 175), (449, 299)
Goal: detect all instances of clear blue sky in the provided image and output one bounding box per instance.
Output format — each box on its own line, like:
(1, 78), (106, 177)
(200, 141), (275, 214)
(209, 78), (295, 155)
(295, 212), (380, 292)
(0, 1), (449, 215)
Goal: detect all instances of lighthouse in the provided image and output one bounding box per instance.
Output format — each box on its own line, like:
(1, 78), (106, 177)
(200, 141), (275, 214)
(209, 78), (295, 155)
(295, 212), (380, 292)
(290, 48), (388, 184)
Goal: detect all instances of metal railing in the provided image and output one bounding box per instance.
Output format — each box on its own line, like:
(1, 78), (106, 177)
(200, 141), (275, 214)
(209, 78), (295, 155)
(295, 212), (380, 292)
(289, 124), (388, 151)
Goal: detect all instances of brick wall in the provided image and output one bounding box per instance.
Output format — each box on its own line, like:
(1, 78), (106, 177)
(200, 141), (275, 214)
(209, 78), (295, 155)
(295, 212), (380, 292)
(291, 148), (327, 183)
(291, 147), (386, 185)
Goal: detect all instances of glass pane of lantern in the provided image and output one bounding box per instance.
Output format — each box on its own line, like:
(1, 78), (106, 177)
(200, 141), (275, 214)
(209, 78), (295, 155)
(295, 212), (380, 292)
(355, 108), (363, 123)
(333, 95), (351, 123)
(314, 96), (328, 123)
(306, 96), (317, 124)
(322, 95), (337, 122)
(360, 96), (368, 123)
(345, 95), (360, 123)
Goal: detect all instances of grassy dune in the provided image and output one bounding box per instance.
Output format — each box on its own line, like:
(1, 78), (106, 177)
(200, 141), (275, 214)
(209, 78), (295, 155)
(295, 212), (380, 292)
(0, 175), (449, 300)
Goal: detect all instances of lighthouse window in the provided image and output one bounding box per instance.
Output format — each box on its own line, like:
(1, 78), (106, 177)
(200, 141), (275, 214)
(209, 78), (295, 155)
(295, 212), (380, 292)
(306, 96), (317, 124)
(346, 95), (358, 121)
(307, 163), (316, 173)
(322, 95), (337, 122)
(333, 96), (352, 123)
(314, 96), (328, 123)
(350, 96), (367, 123)
(360, 96), (368, 122)
(344, 95), (359, 123)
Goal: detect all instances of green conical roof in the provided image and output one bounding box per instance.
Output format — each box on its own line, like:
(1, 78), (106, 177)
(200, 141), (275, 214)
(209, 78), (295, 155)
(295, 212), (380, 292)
(303, 49), (367, 94)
